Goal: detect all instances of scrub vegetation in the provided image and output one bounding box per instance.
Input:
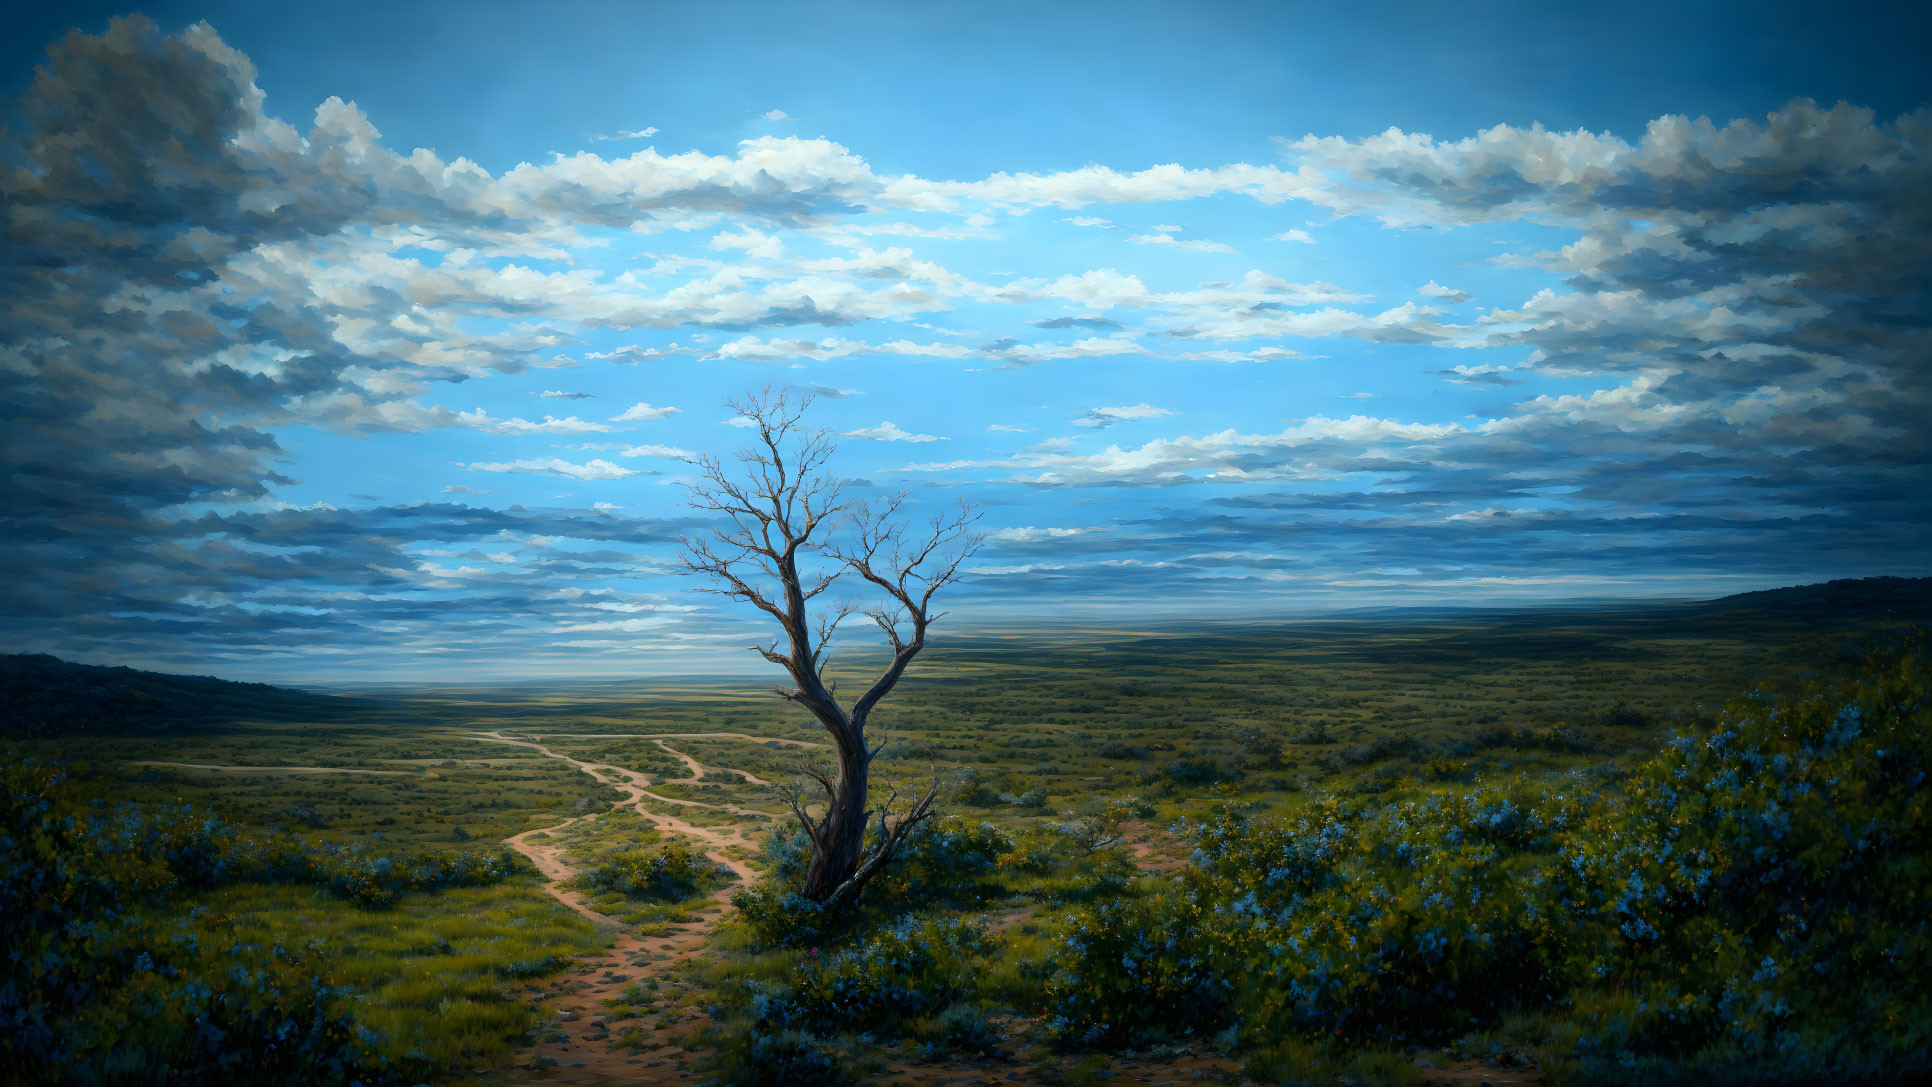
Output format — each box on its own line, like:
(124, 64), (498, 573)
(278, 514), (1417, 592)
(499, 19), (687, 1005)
(2, 576), (1927, 1084)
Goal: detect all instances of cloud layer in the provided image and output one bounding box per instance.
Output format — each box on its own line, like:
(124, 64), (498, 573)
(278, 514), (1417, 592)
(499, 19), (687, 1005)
(2, 17), (1925, 676)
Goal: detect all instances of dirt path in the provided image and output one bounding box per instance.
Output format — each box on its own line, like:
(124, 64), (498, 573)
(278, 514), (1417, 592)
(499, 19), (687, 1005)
(504, 731), (823, 748)
(647, 738), (775, 787)
(470, 730), (784, 1083)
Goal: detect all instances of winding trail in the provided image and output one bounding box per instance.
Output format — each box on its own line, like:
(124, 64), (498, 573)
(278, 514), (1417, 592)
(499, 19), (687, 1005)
(470, 730), (790, 1083)
(508, 731), (823, 748)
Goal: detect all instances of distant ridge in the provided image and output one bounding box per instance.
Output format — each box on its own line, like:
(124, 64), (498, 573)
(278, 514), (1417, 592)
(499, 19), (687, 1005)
(0, 653), (366, 738)
(1195, 575), (1932, 626)
(5, 577), (1923, 710)
(1687, 575), (1932, 620)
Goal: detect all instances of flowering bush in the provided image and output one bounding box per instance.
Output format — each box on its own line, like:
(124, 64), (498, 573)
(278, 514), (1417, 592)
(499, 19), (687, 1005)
(735, 817), (1013, 948)
(1553, 647), (1932, 1081)
(873, 816), (1011, 904)
(1036, 647), (1932, 1081)
(0, 756), (525, 1083)
(705, 917), (994, 1083)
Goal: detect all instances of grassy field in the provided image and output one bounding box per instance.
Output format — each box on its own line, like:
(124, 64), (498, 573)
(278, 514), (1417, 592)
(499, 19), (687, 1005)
(4, 580), (1927, 1084)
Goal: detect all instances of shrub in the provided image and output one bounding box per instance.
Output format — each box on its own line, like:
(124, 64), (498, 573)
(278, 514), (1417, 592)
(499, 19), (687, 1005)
(0, 757), (446, 1083)
(1034, 647), (1932, 1081)
(705, 917), (994, 1082)
(732, 886), (830, 949)
(912, 1002), (1004, 1058)
(1290, 723), (1335, 745)
(882, 817), (1011, 902)
(585, 840), (703, 900)
(1333, 732), (1425, 767)
(1146, 757), (1224, 786)
(1239, 730), (1285, 770)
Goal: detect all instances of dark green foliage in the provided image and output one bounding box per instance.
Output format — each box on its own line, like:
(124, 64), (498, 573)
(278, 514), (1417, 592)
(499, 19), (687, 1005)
(1145, 756), (1225, 786)
(704, 917), (993, 1084)
(584, 839), (704, 900)
(871, 816), (1012, 904)
(0, 756), (522, 1083)
(1598, 699), (1650, 728)
(1034, 647), (1932, 1082)
(913, 1002), (1004, 1058)
(1334, 731), (1426, 766)
(735, 818), (1011, 948)
(1239, 730), (1285, 770)
(707, 1027), (863, 1086)
(734, 887), (834, 950)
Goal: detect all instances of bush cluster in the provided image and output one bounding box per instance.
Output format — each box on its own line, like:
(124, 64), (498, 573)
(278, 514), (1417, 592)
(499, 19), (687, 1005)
(584, 839), (704, 900)
(0, 757), (522, 1083)
(706, 917), (995, 1085)
(734, 817), (1012, 948)
(1034, 648), (1932, 1082)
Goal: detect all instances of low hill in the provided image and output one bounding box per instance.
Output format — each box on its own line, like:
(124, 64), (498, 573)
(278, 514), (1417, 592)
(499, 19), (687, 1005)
(1685, 574), (1932, 621)
(0, 653), (369, 737)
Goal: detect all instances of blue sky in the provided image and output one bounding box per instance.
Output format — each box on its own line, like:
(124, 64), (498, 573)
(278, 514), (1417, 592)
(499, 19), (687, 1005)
(2, 2), (1928, 680)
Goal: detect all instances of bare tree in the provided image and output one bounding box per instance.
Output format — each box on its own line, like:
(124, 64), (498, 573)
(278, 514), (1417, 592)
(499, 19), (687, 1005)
(678, 386), (979, 913)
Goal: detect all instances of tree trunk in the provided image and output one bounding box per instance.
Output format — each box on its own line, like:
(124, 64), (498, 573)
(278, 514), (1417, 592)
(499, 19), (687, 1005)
(799, 742), (869, 905)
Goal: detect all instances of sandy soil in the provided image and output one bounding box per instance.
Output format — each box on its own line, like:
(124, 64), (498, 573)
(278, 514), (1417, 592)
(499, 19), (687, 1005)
(470, 730), (774, 1084)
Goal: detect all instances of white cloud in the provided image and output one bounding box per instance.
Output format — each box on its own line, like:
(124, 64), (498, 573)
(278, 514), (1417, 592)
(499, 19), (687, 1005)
(704, 335), (971, 363)
(585, 345), (693, 365)
(842, 421), (948, 442)
(610, 402), (681, 422)
(904, 414), (1468, 484)
(535, 390), (596, 399)
(987, 525), (1104, 542)
(1059, 216), (1116, 228)
(1127, 231), (1237, 254)
(463, 458), (647, 479)
(708, 228), (784, 259)
(1073, 403), (1178, 428)
(1271, 228), (1316, 244)
(612, 443), (693, 459)
(987, 423), (1032, 433)
(895, 161), (1332, 211)
(1419, 280), (1473, 303)
(975, 335), (1151, 369)
(441, 484), (501, 494)
(592, 127), (658, 142)
(763, 109), (792, 121)
(453, 410), (612, 434)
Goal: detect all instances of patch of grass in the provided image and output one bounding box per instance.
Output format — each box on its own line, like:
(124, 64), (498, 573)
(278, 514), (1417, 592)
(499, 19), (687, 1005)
(205, 880), (602, 1070)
